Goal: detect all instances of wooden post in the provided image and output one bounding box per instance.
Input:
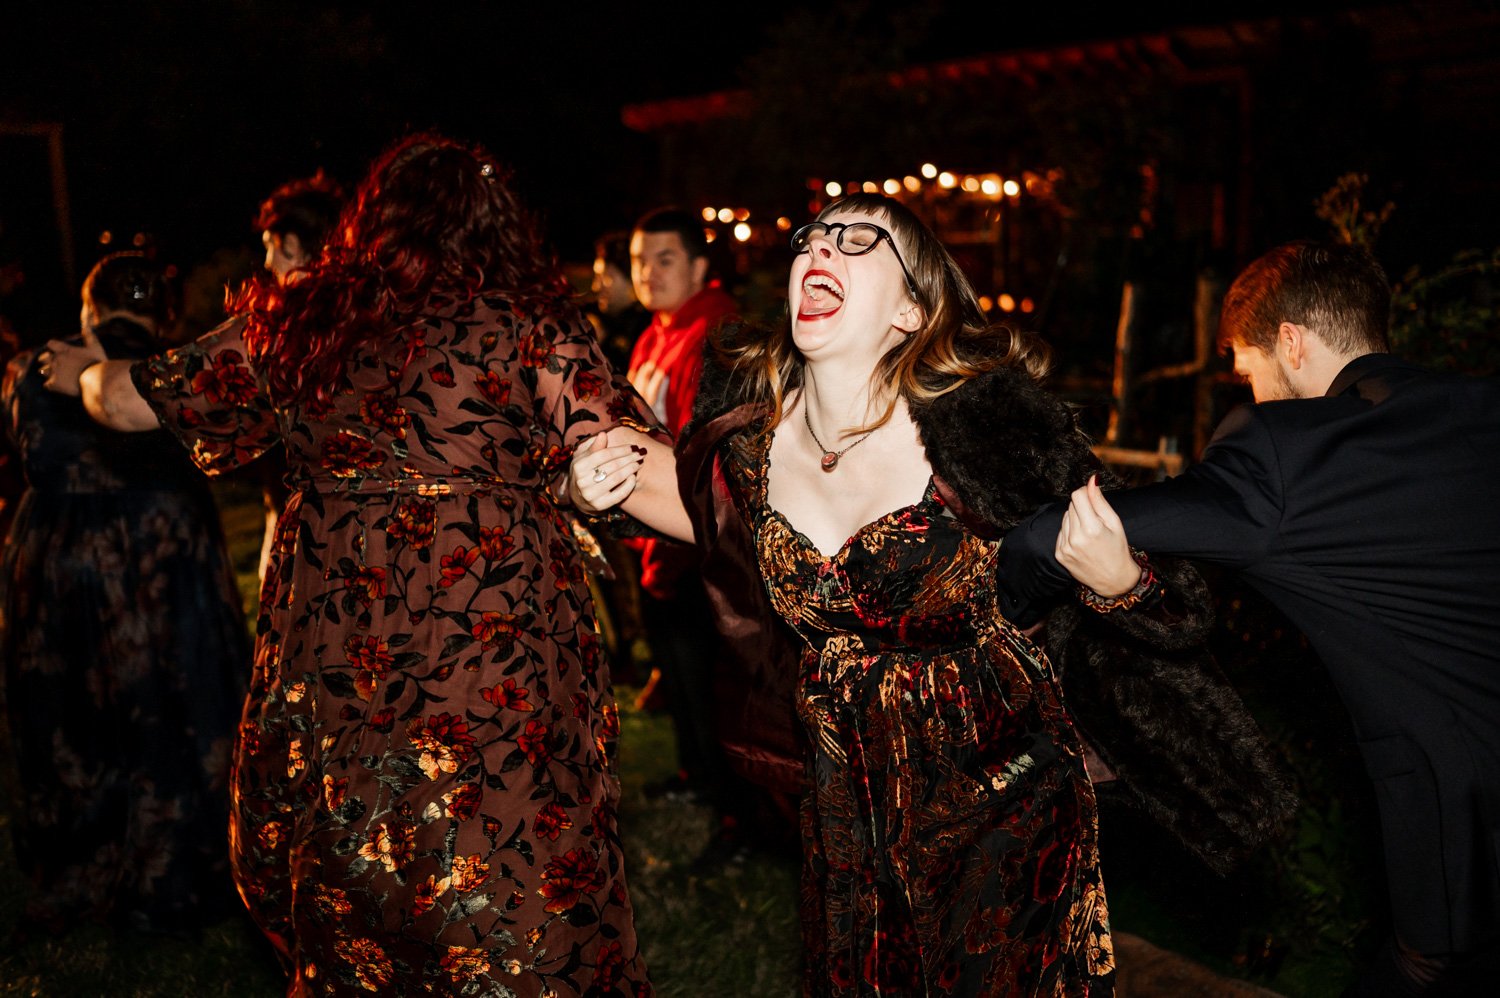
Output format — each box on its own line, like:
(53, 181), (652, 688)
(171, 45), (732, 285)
(1192, 269), (1226, 456)
(1107, 280), (1137, 445)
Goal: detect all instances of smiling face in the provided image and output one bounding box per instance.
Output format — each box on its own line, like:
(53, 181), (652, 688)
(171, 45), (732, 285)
(789, 209), (922, 364)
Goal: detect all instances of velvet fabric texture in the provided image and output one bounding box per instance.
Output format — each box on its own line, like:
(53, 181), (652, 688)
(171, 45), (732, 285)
(680, 346), (1294, 877)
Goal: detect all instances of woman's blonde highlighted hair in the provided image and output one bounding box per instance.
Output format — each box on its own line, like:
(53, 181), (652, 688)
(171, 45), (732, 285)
(718, 193), (1050, 435)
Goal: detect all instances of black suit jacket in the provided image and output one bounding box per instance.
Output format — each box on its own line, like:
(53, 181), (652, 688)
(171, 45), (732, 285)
(1002, 353), (1500, 955)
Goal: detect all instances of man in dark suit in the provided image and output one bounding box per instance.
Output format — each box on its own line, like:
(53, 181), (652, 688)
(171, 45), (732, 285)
(1001, 241), (1500, 995)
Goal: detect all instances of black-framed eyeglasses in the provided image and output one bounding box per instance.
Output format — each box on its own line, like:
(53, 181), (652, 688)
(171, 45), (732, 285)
(790, 221), (922, 307)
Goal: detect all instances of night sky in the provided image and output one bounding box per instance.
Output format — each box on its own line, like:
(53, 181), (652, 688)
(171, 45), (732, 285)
(0, 0), (1439, 328)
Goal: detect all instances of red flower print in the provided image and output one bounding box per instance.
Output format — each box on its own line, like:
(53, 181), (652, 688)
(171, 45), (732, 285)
(601, 701), (619, 739)
(590, 802), (613, 838)
(344, 634), (394, 702)
(429, 363), (456, 387)
(359, 392), (410, 439)
(370, 707), (396, 733)
(518, 331), (555, 368)
(470, 611), (520, 650)
(358, 818), (415, 873)
(439, 544), (478, 587)
(334, 937), (394, 992)
(537, 847), (606, 913)
(478, 526), (515, 562)
(406, 326), (429, 360)
(572, 369), (605, 401)
(475, 370), (511, 408)
(442, 782), (482, 821)
(595, 940), (626, 990)
(346, 565), (387, 606)
(481, 677), (533, 712)
(440, 946), (491, 982)
(175, 405), (205, 429)
(407, 712), (477, 781)
(315, 884), (353, 915)
(385, 498), (437, 549)
(606, 395), (638, 422)
(322, 773), (349, 811)
(532, 802), (572, 842)
(412, 875), (444, 917)
(321, 430), (387, 478)
(517, 719), (553, 766)
(189, 350), (259, 406)
(449, 853), (489, 892)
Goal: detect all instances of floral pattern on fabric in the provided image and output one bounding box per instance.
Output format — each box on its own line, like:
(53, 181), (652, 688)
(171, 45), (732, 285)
(724, 426), (1114, 997)
(0, 318), (249, 933)
(134, 295), (658, 997)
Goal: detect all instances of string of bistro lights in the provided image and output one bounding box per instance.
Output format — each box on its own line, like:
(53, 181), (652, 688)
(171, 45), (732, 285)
(700, 162), (1061, 317)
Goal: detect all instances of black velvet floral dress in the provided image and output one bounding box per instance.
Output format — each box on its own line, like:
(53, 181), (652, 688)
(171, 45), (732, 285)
(132, 294), (658, 997)
(725, 425), (1113, 997)
(0, 317), (250, 933)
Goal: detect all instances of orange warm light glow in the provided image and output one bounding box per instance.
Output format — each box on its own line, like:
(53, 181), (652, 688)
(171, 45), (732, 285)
(701, 207), (716, 221)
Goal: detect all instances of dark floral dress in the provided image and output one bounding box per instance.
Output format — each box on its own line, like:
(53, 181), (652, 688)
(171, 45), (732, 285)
(724, 426), (1113, 997)
(132, 295), (658, 997)
(0, 317), (250, 933)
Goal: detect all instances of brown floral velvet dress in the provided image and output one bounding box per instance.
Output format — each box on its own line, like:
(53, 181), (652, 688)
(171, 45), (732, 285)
(724, 426), (1113, 997)
(132, 294), (657, 997)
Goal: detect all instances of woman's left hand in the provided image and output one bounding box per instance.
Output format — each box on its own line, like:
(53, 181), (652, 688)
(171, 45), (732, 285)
(41, 326), (106, 396)
(568, 430), (645, 514)
(1055, 475), (1142, 596)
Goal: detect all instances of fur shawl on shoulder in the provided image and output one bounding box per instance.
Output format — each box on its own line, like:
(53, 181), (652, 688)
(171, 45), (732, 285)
(678, 348), (1295, 874)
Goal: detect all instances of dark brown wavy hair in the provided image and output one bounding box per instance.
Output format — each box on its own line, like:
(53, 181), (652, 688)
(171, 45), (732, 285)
(719, 193), (1050, 435)
(240, 132), (567, 408)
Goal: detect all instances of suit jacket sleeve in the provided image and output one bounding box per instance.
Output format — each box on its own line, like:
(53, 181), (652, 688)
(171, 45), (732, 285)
(1000, 405), (1285, 623)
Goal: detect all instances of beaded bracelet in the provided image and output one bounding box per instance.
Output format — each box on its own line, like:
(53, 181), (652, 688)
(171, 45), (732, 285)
(1077, 549), (1160, 614)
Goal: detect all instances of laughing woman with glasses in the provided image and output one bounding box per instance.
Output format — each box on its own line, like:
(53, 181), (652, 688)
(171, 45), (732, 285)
(571, 194), (1292, 996)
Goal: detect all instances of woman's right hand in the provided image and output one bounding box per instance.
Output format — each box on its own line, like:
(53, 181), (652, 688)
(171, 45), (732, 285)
(1055, 475), (1142, 596)
(569, 430), (645, 514)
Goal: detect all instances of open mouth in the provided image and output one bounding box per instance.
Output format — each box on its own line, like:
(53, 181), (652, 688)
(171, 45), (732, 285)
(798, 269), (845, 319)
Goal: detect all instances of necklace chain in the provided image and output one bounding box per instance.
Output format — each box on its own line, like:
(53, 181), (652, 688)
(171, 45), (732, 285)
(803, 403), (876, 472)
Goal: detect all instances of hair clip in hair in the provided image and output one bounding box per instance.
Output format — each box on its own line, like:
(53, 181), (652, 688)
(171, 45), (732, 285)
(479, 163), (494, 178)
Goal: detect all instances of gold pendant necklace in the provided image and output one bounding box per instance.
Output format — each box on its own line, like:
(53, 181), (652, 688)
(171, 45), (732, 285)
(804, 403), (876, 472)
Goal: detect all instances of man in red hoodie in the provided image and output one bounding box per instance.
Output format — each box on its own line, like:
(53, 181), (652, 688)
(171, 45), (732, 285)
(626, 208), (740, 831)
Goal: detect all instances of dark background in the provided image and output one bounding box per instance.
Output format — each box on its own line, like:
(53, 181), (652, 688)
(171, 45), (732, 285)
(6, 0), (1461, 330)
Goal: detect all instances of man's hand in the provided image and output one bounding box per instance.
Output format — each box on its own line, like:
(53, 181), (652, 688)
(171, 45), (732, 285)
(1055, 475), (1142, 596)
(628, 361), (666, 409)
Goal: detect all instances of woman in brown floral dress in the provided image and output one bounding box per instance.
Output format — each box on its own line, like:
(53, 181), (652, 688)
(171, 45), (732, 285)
(573, 195), (1292, 996)
(45, 134), (668, 997)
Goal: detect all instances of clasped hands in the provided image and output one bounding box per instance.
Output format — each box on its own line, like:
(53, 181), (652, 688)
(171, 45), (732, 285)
(568, 430), (648, 514)
(1054, 475), (1143, 598)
